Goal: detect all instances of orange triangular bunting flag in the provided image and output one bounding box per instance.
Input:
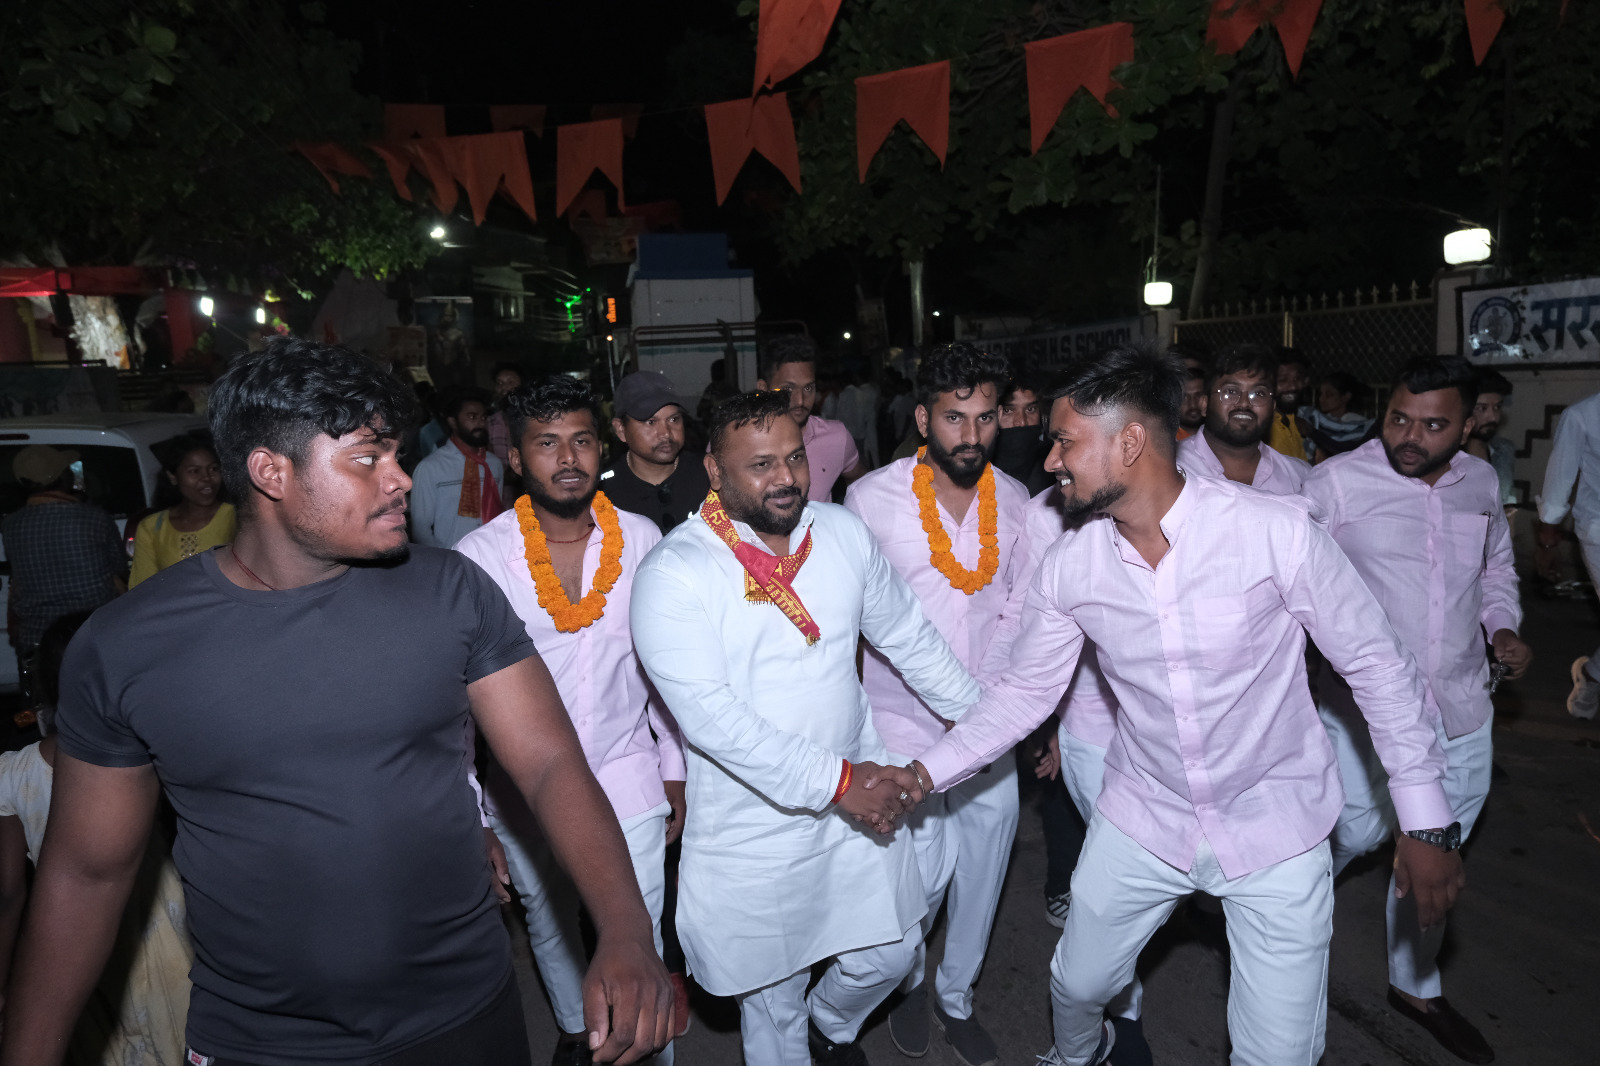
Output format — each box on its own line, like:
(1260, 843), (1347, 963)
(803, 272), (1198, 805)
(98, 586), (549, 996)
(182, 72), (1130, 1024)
(1206, 0), (1323, 78)
(1464, 0), (1506, 65)
(293, 142), (373, 193)
(591, 103), (643, 140)
(438, 132), (538, 225)
(556, 119), (627, 217)
(403, 139), (459, 215)
(705, 94), (802, 205)
(384, 104), (446, 140)
(855, 61), (950, 183)
(368, 142), (416, 202)
(753, 0), (844, 93)
(1024, 23), (1135, 153)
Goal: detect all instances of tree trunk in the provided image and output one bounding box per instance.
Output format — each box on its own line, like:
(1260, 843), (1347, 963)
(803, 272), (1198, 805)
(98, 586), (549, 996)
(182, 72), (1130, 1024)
(1187, 80), (1242, 319)
(67, 294), (132, 368)
(908, 258), (925, 346)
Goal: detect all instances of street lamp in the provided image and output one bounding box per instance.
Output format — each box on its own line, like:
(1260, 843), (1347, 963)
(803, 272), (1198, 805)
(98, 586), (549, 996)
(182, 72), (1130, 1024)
(932, 310), (941, 317)
(254, 307), (267, 325)
(198, 296), (214, 317)
(1143, 281), (1173, 308)
(843, 331), (852, 340)
(430, 225), (447, 240)
(1443, 227), (1492, 265)
(1142, 167), (1172, 309)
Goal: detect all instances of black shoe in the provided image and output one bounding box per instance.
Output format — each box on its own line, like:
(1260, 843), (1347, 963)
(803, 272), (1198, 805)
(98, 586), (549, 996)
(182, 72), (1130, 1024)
(1109, 1016), (1153, 1066)
(1387, 988), (1495, 1064)
(932, 1003), (997, 1066)
(808, 1019), (869, 1066)
(888, 985), (931, 1058)
(551, 1037), (594, 1066)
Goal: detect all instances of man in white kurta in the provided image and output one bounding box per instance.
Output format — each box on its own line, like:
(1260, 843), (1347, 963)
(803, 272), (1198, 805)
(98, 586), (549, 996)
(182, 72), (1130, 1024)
(843, 344), (1030, 1064)
(631, 392), (979, 1066)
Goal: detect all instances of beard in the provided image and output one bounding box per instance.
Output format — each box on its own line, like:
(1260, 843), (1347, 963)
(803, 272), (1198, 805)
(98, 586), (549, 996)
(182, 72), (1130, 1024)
(1061, 481), (1127, 525)
(523, 470), (597, 521)
(720, 479), (804, 536)
(1472, 422), (1499, 440)
(1383, 438), (1458, 481)
(459, 427), (490, 449)
(1206, 413), (1267, 449)
(927, 432), (995, 489)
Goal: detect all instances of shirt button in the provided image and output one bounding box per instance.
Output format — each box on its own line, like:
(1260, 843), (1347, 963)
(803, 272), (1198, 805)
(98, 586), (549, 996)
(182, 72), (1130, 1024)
(1160, 612), (1169, 620)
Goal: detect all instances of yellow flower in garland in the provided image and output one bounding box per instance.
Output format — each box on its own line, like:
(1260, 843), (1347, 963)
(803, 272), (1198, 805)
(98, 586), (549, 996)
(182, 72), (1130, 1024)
(912, 447), (998, 595)
(515, 490), (624, 632)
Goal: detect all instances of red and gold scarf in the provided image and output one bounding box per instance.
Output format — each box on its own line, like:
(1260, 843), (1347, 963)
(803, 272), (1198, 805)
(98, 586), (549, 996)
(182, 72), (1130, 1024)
(700, 490), (820, 645)
(453, 437), (504, 523)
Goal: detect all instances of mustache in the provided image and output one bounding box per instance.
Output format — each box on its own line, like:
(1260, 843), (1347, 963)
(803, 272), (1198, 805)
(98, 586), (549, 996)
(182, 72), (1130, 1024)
(764, 487), (802, 503)
(371, 500), (408, 519)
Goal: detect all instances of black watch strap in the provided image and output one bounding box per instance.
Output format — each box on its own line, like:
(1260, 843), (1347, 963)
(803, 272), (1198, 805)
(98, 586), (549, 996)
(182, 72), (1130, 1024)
(1404, 821), (1462, 852)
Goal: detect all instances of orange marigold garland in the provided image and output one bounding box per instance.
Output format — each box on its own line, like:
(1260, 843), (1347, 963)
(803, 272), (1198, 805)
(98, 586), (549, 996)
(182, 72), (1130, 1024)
(912, 447), (999, 595)
(515, 490), (624, 632)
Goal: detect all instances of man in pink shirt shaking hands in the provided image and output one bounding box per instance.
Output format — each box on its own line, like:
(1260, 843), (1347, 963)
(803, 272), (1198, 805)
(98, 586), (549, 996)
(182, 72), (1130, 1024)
(845, 343), (1032, 1066)
(1303, 356), (1530, 1064)
(905, 346), (1462, 1066)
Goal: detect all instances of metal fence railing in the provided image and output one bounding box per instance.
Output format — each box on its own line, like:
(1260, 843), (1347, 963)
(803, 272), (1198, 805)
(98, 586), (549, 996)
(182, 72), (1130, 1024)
(1174, 284), (1436, 387)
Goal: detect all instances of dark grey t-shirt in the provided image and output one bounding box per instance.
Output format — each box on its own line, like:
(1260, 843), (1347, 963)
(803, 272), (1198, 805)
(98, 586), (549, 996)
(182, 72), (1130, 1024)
(56, 546), (535, 1064)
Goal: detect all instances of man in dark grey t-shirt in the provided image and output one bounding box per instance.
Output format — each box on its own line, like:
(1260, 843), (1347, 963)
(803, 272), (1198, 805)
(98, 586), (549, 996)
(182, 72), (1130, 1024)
(2, 339), (671, 1066)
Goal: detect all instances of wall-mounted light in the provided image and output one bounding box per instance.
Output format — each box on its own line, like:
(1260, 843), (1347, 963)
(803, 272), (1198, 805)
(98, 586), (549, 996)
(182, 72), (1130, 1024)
(254, 307), (267, 325)
(1143, 281), (1173, 308)
(430, 225), (447, 240)
(198, 296), (214, 317)
(932, 310), (941, 317)
(1443, 227), (1492, 265)
(843, 331), (852, 340)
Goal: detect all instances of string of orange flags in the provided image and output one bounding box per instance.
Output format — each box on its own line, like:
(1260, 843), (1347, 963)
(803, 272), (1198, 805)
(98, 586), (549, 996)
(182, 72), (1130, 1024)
(292, 0), (1512, 224)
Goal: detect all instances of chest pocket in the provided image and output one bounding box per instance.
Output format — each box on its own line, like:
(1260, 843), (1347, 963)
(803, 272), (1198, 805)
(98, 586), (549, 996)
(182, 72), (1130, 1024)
(1445, 512), (1490, 572)
(1193, 593), (1253, 672)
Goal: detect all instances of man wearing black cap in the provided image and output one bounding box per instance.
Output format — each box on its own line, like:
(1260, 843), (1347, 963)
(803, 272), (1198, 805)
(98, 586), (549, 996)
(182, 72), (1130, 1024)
(1, 445), (125, 695)
(602, 371), (712, 534)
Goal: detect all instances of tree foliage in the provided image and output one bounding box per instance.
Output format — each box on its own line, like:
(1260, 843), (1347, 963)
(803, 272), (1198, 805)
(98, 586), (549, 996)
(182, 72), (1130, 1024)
(0, 0), (429, 285)
(752, 0), (1600, 318)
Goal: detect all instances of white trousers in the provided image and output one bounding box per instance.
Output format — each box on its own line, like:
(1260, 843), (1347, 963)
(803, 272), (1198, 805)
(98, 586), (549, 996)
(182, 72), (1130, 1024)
(736, 930), (917, 1066)
(1053, 815), (1333, 1066)
(490, 800), (674, 1064)
(1321, 705), (1493, 998)
(1057, 727), (1142, 1021)
(891, 750), (1019, 1019)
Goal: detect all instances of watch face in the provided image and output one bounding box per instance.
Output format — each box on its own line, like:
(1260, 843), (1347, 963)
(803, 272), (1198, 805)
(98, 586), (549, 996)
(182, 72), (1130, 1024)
(1445, 822), (1462, 850)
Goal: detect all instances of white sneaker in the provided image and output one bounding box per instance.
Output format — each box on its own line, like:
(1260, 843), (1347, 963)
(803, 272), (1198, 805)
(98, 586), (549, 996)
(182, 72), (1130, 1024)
(1035, 1019), (1115, 1066)
(1568, 657), (1600, 720)
(1045, 891), (1071, 929)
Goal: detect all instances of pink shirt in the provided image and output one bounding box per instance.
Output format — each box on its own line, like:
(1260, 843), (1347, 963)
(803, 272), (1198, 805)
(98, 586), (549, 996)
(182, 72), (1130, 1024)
(918, 474), (1451, 879)
(1178, 427), (1311, 495)
(803, 415), (860, 501)
(845, 457), (1033, 757)
(454, 504), (686, 822)
(1027, 487), (1117, 747)
(1302, 439), (1520, 739)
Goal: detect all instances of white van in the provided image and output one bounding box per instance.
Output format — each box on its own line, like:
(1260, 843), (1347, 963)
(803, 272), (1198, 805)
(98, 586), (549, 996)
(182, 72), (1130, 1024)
(0, 413), (209, 690)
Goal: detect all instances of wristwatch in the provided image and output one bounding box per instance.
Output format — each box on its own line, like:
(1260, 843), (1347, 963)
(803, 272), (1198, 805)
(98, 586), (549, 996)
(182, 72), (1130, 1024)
(1404, 822), (1462, 852)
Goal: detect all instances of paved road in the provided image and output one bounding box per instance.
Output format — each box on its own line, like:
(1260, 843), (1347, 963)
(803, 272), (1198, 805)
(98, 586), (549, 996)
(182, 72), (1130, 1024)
(509, 591), (1600, 1065)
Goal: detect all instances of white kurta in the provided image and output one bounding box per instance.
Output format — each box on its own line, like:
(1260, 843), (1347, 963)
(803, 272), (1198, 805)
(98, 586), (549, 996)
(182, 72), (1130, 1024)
(630, 501), (980, 996)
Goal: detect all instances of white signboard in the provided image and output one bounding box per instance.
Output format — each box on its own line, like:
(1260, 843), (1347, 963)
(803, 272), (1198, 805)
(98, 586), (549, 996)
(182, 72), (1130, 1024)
(1460, 277), (1600, 363)
(983, 316), (1154, 369)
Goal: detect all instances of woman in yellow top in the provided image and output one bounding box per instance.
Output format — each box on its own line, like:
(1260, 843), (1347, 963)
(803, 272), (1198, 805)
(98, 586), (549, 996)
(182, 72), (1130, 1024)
(129, 436), (236, 587)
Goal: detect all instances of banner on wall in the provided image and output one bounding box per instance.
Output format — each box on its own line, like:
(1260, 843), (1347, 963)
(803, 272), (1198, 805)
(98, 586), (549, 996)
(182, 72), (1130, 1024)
(1460, 278), (1600, 363)
(981, 315), (1159, 369)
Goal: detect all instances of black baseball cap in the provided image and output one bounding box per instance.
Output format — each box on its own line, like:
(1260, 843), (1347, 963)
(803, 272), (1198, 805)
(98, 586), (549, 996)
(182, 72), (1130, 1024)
(614, 371), (686, 420)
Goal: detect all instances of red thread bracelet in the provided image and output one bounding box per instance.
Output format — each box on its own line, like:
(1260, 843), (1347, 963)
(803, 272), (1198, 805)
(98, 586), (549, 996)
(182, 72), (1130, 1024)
(831, 760), (853, 805)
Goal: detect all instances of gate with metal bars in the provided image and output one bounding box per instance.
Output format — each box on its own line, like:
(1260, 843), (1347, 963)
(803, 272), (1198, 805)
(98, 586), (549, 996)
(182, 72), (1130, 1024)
(1174, 282), (1436, 388)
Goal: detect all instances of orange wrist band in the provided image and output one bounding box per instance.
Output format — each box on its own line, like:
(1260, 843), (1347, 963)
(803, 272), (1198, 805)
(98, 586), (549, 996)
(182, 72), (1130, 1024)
(831, 760), (853, 805)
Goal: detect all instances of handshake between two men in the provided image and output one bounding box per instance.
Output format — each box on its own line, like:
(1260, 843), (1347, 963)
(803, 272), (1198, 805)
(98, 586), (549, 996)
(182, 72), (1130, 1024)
(836, 760), (938, 832)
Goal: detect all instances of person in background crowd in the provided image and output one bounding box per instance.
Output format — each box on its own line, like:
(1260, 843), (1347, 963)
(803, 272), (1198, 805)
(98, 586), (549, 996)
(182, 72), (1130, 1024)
(842, 372), (882, 470)
(416, 381), (451, 459)
(846, 344), (1029, 1066)
(129, 435), (236, 588)
(1303, 356), (1529, 1064)
(756, 335), (865, 501)
(410, 388), (505, 549)
(697, 360), (740, 423)
(1299, 371), (1374, 463)
(457, 377), (686, 1066)
(601, 371), (710, 534)
(1464, 369), (1516, 509)
(993, 371), (1051, 492)
(487, 362), (526, 466)
(0, 610), (193, 1066)
(909, 345), (1462, 1066)
(0, 338), (671, 1066)
(1178, 343), (1311, 494)
(1176, 366), (1207, 442)
(631, 391), (973, 1066)
(886, 371), (918, 455)
(1, 445), (125, 700)
(1269, 348), (1311, 460)
(1537, 386), (1600, 718)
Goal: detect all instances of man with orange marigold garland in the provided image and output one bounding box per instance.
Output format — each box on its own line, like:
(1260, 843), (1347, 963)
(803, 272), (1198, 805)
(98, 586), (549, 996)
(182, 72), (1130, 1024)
(631, 391), (979, 1066)
(456, 376), (686, 1066)
(843, 342), (1031, 1066)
